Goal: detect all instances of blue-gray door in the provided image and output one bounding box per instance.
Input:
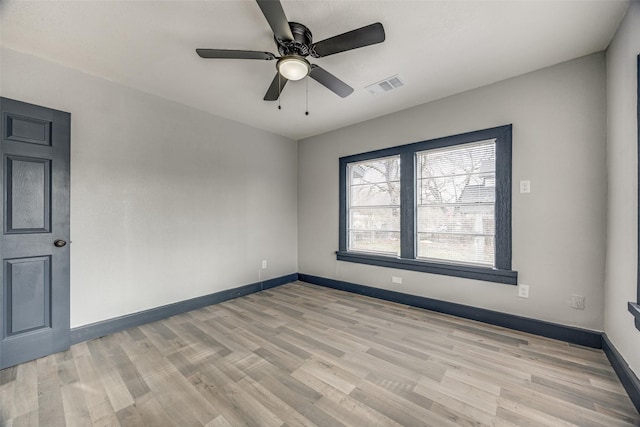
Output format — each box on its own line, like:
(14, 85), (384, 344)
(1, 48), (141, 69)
(0, 97), (70, 369)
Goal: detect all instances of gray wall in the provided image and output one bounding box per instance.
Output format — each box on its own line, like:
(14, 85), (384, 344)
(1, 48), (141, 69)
(299, 53), (607, 331)
(0, 39), (622, 342)
(1, 48), (299, 328)
(605, 1), (640, 376)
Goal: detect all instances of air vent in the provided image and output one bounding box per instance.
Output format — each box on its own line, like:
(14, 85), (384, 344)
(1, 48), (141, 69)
(365, 75), (404, 95)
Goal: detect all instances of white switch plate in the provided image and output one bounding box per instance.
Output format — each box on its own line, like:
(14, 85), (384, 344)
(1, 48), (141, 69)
(518, 284), (530, 298)
(520, 180), (531, 193)
(261, 260), (267, 269)
(392, 276), (403, 284)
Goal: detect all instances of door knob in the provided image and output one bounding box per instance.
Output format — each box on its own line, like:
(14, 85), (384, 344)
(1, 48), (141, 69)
(53, 239), (67, 248)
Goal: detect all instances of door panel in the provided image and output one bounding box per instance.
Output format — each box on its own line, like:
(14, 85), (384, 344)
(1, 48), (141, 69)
(5, 256), (51, 335)
(4, 113), (52, 146)
(6, 156), (51, 233)
(0, 97), (70, 369)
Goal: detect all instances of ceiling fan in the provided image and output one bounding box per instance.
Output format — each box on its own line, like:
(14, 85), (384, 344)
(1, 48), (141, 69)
(196, 0), (385, 101)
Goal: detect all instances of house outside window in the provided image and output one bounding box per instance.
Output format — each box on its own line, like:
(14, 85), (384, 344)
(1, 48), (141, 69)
(338, 125), (517, 285)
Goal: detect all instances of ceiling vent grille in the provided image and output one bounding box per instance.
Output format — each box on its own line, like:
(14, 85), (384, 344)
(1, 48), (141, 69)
(365, 75), (404, 95)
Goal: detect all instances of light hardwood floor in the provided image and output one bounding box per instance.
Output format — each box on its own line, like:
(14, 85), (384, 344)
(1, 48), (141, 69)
(1, 281), (639, 426)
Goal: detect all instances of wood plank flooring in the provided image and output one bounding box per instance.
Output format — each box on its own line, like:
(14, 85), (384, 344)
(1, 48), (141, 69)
(1, 281), (639, 426)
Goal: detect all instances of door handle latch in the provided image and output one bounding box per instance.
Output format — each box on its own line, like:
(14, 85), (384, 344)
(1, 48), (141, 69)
(54, 239), (67, 248)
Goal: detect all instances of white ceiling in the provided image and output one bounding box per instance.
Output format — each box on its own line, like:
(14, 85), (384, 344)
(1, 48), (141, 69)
(0, 0), (629, 140)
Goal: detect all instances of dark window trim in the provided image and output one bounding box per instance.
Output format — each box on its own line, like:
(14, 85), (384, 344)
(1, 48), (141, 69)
(335, 251), (517, 284)
(338, 125), (517, 285)
(633, 54), (640, 331)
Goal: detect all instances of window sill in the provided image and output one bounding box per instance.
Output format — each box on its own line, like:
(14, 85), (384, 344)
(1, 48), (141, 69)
(336, 251), (518, 285)
(629, 302), (640, 331)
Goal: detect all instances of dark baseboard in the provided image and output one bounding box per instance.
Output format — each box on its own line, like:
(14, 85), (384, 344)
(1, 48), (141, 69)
(70, 273), (298, 344)
(602, 334), (640, 413)
(298, 273), (602, 349)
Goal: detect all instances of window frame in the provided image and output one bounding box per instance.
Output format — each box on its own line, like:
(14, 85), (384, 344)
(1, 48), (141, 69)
(338, 125), (517, 285)
(631, 54), (640, 330)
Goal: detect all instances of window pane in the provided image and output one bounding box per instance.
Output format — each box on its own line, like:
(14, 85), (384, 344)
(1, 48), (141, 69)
(418, 172), (495, 205)
(417, 233), (495, 265)
(417, 141), (495, 180)
(350, 182), (401, 207)
(417, 139), (496, 266)
(350, 207), (400, 232)
(348, 156), (400, 255)
(417, 205), (495, 236)
(349, 231), (400, 255)
(349, 156), (401, 185)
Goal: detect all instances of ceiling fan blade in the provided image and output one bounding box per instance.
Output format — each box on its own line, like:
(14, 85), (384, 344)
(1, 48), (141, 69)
(311, 22), (385, 58)
(309, 65), (354, 98)
(256, 0), (294, 41)
(264, 73), (288, 101)
(196, 49), (276, 60)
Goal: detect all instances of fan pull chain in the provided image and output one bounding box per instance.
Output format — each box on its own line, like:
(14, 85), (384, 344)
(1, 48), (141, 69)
(278, 73), (282, 110)
(305, 75), (309, 116)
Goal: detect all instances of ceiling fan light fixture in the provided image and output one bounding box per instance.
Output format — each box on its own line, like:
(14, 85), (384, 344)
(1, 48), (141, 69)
(277, 56), (310, 81)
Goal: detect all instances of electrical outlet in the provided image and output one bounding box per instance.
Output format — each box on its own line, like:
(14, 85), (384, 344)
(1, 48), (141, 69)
(261, 260), (267, 269)
(520, 180), (531, 194)
(392, 276), (403, 284)
(570, 294), (585, 310)
(518, 284), (529, 298)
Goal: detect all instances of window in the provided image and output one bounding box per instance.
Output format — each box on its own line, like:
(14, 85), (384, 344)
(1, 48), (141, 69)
(338, 125), (517, 285)
(347, 156), (401, 255)
(632, 55), (640, 331)
(416, 140), (496, 265)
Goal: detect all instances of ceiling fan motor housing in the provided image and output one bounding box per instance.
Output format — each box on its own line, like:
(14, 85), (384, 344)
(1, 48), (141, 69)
(276, 22), (313, 57)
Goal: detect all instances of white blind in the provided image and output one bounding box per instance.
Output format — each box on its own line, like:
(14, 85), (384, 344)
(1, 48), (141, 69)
(347, 155), (401, 255)
(416, 139), (496, 265)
